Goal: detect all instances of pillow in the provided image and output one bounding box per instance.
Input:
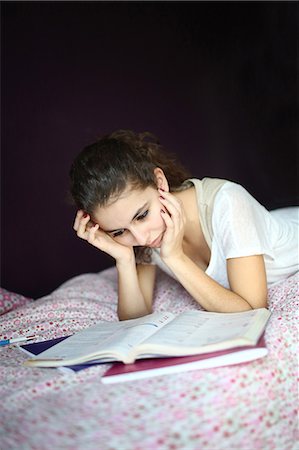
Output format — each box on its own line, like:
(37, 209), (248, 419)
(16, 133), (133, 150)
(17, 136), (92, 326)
(0, 287), (33, 316)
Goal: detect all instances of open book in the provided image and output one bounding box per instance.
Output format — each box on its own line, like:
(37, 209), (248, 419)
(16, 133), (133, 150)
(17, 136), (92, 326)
(23, 308), (271, 368)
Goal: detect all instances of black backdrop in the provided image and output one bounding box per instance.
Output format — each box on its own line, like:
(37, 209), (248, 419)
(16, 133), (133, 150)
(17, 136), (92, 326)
(1, 2), (298, 298)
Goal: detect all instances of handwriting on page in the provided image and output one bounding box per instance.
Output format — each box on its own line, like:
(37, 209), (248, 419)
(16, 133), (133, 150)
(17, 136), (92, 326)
(147, 311), (254, 347)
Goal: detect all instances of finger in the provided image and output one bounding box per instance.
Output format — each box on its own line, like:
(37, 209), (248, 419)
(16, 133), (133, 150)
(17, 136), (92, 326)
(159, 195), (182, 225)
(87, 225), (116, 253)
(76, 213), (91, 239)
(73, 210), (85, 231)
(158, 190), (182, 215)
(87, 223), (100, 245)
(160, 208), (174, 230)
(158, 189), (182, 207)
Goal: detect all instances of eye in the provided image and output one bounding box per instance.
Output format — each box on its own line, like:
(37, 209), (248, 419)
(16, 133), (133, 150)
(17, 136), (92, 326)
(111, 229), (125, 238)
(136, 210), (149, 221)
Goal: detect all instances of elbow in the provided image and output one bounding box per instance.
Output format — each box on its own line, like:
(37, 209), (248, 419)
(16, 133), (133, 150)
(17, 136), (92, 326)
(117, 308), (150, 321)
(247, 294), (268, 310)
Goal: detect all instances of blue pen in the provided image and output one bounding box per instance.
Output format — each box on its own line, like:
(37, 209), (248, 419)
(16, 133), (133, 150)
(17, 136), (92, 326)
(0, 335), (36, 347)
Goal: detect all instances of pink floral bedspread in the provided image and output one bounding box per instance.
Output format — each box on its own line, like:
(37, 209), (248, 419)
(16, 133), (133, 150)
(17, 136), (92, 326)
(0, 268), (298, 450)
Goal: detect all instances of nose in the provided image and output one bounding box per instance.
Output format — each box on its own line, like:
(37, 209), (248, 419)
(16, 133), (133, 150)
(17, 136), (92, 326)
(130, 226), (149, 246)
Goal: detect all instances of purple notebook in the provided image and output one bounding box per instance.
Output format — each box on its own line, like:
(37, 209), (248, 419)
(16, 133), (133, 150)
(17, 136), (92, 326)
(101, 336), (268, 384)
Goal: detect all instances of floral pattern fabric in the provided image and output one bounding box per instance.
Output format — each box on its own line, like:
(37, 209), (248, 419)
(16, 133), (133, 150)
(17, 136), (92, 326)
(0, 268), (298, 450)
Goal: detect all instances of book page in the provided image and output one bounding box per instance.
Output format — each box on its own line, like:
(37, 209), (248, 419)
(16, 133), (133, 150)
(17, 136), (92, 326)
(140, 309), (270, 353)
(34, 311), (175, 363)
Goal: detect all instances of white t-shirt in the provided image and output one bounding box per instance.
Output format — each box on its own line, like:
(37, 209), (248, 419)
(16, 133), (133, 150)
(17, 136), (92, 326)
(151, 181), (299, 288)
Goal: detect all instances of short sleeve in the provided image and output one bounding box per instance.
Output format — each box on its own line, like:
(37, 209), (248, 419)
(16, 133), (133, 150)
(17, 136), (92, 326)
(212, 183), (275, 260)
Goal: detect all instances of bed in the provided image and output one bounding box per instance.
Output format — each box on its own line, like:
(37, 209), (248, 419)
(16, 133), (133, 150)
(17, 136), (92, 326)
(0, 268), (298, 450)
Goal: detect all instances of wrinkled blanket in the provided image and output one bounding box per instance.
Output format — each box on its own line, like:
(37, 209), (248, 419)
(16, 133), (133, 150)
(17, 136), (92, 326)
(0, 268), (298, 450)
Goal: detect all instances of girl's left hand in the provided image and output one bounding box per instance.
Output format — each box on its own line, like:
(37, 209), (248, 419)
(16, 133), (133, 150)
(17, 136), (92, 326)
(158, 189), (186, 261)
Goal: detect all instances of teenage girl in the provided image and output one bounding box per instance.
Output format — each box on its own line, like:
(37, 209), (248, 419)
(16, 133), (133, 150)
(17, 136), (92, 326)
(70, 130), (298, 319)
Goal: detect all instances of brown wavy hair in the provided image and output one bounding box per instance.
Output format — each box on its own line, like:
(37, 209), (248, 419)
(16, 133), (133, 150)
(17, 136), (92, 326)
(69, 129), (191, 262)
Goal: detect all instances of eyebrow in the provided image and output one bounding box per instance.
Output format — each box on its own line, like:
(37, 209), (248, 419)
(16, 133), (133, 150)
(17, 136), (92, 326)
(105, 202), (148, 233)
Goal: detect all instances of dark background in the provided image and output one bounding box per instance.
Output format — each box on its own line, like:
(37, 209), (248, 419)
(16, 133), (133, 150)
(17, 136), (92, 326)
(1, 2), (298, 299)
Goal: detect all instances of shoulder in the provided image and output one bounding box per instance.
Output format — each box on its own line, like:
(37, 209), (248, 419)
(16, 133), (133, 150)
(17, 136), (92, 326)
(188, 177), (231, 208)
(214, 181), (258, 211)
(187, 178), (262, 216)
(212, 181), (270, 233)
(217, 180), (249, 196)
(187, 177), (229, 192)
(212, 181), (270, 236)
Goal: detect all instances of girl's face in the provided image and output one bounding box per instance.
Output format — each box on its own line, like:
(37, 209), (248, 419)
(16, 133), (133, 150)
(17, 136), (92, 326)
(93, 184), (166, 248)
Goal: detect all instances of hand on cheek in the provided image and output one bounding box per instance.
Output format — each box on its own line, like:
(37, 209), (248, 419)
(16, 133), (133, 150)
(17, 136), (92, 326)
(158, 190), (185, 260)
(73, 210), (133, 262)
(158, 189), (171, 215)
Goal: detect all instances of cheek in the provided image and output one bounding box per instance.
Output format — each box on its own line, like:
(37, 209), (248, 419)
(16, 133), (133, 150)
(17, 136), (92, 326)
(113, 235), (135, 247)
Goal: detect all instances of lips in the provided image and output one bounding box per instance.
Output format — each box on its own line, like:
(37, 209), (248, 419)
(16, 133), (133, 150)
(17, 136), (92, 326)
(149, 233), (163, 248)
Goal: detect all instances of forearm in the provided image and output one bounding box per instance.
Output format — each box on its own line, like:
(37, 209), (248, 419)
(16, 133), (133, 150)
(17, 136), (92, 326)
(116, 257), (150, 320)
(163, 254), (253, 313)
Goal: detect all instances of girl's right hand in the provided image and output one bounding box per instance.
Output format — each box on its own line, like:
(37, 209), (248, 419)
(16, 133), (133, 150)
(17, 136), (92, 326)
(73, 210), (134, 263)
